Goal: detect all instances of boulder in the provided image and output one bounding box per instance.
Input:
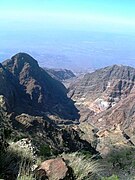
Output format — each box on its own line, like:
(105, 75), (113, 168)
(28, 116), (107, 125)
(36, 158), (68, 180)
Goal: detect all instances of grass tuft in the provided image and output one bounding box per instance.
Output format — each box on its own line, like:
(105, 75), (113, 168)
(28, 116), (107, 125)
(62, 152), (102, 180)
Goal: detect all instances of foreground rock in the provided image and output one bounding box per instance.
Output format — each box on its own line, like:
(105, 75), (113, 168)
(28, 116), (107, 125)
(36, 158), (69, 180)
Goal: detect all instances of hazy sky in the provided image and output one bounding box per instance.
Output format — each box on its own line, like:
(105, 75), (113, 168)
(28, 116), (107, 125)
(0, 0), (135, 33)
(0, 1), (135, 70)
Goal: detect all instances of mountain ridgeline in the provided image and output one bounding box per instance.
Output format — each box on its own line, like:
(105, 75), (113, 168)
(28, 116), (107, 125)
(44, 67), (76, 82)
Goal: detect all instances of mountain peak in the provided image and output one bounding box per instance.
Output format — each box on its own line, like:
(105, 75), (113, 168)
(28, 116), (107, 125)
(3, 52), (38, 66)
(11, 52), (38, 66)
(2, 52), (39, 76)
(11, 52), (36, 61)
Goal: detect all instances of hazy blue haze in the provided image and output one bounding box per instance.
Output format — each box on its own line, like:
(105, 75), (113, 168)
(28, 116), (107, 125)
(0, 0), (135, 71)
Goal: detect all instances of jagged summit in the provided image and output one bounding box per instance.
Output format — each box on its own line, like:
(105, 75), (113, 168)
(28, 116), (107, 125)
(11, 52), (38, 66)
(2, 52), (39, 76)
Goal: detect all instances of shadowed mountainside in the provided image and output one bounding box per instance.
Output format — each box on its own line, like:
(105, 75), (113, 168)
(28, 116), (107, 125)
(2, 53), (79, 121)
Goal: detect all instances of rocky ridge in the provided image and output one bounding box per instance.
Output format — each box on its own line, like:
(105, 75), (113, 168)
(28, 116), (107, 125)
(44, 68), (76, 82)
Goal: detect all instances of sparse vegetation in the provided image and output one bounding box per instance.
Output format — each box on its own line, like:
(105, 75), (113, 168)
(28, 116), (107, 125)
(17, 175), (35, 180)
(62, 152), (102, 180)
(107, 146), (135, 170)
(0, 141), (35, 179)
(78, 150), (93, 159)
(38, 144), (52, 158)
(17, 163), (35, 180)
(101, 175), (119, 180)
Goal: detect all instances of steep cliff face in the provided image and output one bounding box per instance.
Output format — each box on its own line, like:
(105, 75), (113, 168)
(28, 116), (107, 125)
(0, 63), (30, 113)
(2, 53), (79, 120)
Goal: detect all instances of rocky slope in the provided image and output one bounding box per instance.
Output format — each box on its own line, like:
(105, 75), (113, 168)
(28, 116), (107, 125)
(68, 65), (135, 152)
(68, 64), (135, 119)
(90, 92), (135, 144)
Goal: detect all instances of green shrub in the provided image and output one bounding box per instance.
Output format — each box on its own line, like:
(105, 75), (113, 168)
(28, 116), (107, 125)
(107, 146), (135, 170)
(78, 150), (93, 159)
(101, 174), (119, 180)
(17, 174), (35, 180)
(12, 133), (29, 142)
(38, 144), (52, 157)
